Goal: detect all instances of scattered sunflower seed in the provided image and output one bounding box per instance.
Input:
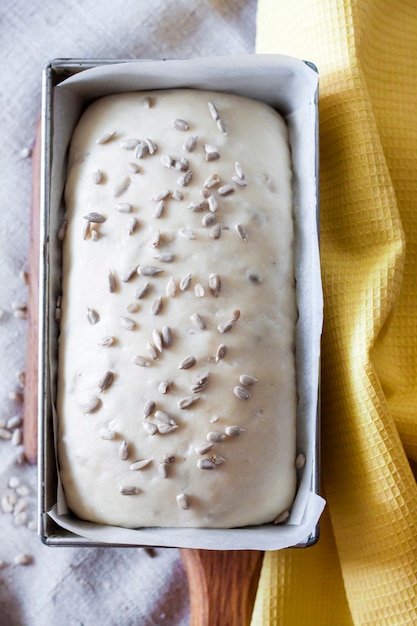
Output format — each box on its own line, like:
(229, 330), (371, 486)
(100, 426), (116, 440)
(130, 459), (152, 471)
(188, 200), (206, 212)
(157, 423), (178, 434)
(158, 463), (169, 478)
(179, 228), (196, 240)
(218, 184), (234, 196)
(204, 144), (220, 161)
(83, 212), (106, 223)
(121, 265), (138, 282)
(98, 335), (115, 347)
(92, 169), (103, 184)
(116, 202), (133, 213)
(135, 141), (149, 159)
(98, 371), (114, 392)
(145, 138), (157, 154)
(172, 189), (184, 201)
(232, 175), (248, 187)
(194, 283), (205, 298)
(134, 355), (151, 368)
(160, 154), (173, 168)
(152, 200), (165, 218)
(11, 429), (22, 446)
(143, 400), (156, 419)
(120, 317), (136, 331)
(82, 220), (91, 240)
(138, 265), (164, 277)
(161, 325), (173, 347)
(211, 454), (226, 465)
(176, 493), (190, 510)
(177, 395), (200, 410)
(80, 396), (101, 414)
(208, 101), (220, 120)
(203, 173), (221, 188)
(95, 130), (117, 144)
(295, 453), (306, 469)
(234, 385), (251, 400)
(217, 319), (235, 334)
(149, 229), (161, 249)
(7, 416), (22, 430)
(147, 342), (159, 360)
(178, 355), (196, 370)
(235, 223), (249, 241)
(120, 138), (139, 150)
(120, 485), (142, 496)
(151, 188), (171, 202)
(225, 425), (245, 437)
(180, 272), (192, 291)
(209, 223), (222, 239)
(86, 307), (100, 325)
(158, 380), (172, 394)
(190, 313), (206, 330)
(178, 170), (193, 187)
(150, 295), (163, 315)
(239, 374), (258, 386)
(108, 269), (116, 293)
(183, 134), (198, 152)
(152, 328), (163, 352)
(143, 420), (158, 435)
(135, 282), (151, 299)
(127, 302), (139, 314)
(126, 216), (138, 235)
(215, 344), (227, 361)
(217, 119), (228, 135)
(154, 252), (175, 263)
(114, 176), (131, 197)
(166, 276), (177, 298)
(207, 195), (219, 213)
(197, 458), (216, 470)
(173, 118), (189, 131)
(195, 442), (214, 455)
(202, 212), (216, 227)
(119, 440), (129, 460)
(208, 273), (221, 297)
(207, 431), (226, 443)
(128, 162), (141, 174)
(0, 428), (12, 441)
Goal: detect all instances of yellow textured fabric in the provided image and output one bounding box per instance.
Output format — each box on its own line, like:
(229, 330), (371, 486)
(254, 1), (417, 625)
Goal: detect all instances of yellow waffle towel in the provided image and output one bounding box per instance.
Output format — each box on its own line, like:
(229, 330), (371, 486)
(254, 1), (417, 624)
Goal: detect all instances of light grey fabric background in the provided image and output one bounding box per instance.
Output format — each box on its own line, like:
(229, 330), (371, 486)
(0, 1), (257, 624)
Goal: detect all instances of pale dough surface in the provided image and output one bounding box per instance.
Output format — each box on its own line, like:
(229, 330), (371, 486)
(58, 89), (297, 528)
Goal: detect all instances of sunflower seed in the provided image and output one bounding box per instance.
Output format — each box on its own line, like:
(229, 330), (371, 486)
(0, 428), (12, 440)
(120, 317), (136, 331)
(145, 138), (157, 154)
(11, 428), (22, 446)
(128, 161), (141, 174)
(151, 200), (164, 218)
(7, 416), (22, 430)
(98, 371), (114, 392)
(177, 395), (200, 410)
(151, 188), (171, 202)
(234, 385), (251, 400)
(178, 170), (193, 187)
(225, 425), (245, 437)
(172, 189), (184, 201)
(150, 295), (163, 315)
(160, 154), (173, 168)
(183, 134), (198, 152)
(121, 265), (138, 282)
(114, 176), (131, 197)
(155, 410), (176, 426)
(127, 302), (139, 314)
(178, 355), (196, 370)
(192, 371), (210, 385)
(158, 380), (171, 394)
(194, 283), (205, 298)
(143, 420), (158, 435)
(217, 319), (234, 334)
(178, 156), (189, 171)
(176, 493), (190, 510)
(202, 212), (216, 227)
(235, 224), (248, 243)
(100, 426), (116, 440)
(190, 313), (206, 330)
(209, 223), (222, 239)
(98, 335), (114, 347)
(130, 459), (152, 471)
(274, 510), (290, 525)
(208, 101), (220, 120)
(147, 342), (159, 360)
(232, 175), (248, 187)
(218, 184), (234, 196)
(161, 326), (173, 347)
(207, 431), (226, 443)
(191, 380), (209, 393)
(86, 307), (100, 325)
(173, 118), (189, 131)
(119, 440), (129, 460)
(188, 200), (206, 212)
(108, 269), (116, 293)
(207, 195), (219, 213)
(138, 265), (164, 277)
(135, 282), (151, 299)
(158, 462), (169, 478)
(195, 442), (214, 455)
(154, 252), (175, 263)
(134, 355), (151, 367)
(166, 277), (177, 298)
(295, 453), (306, 469)
(120, 138), (139, 150)
(96, 131), (117, 144)
(135, 141), (149, 159)
(179, 227), (196, 240)
(152, 328), (163, 352)
(208, 273), (221, 297)
(201, 187), (210, 198)
(239, 374), (258, 386)
(126, 216), (138, 234)
(120, 485), (142, 496)
(180, 272), (192, 291)
(84, 212), (106, 223)
(143, 400), (156, 419)
(197, 458), (216, 470)
(215, 344), (227, 361)
(204, 144), (220, 161)
(204, 173), (221, 188)
(211, 454), (226, 465)
(157, 423), (178, 434)
(217, 119), (228, 135)
(116, 202), (133, 213)
(92, 169), (103, 184)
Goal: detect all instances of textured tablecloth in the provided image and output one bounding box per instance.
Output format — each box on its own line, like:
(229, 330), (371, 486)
(0, 2), (257, 624)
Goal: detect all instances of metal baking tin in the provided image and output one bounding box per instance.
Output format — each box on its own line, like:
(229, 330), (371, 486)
(38, 57), (321, 548)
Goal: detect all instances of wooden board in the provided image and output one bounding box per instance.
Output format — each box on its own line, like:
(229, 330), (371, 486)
(23, 124), (264, 625)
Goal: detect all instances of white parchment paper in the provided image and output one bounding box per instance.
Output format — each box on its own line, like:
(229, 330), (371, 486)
(41, 54), (324, 550)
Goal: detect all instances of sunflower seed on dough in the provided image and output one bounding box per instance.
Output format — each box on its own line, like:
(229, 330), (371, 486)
(108, 269), (116, 293)
(177, 395), (201, 410)
(0, 428), (12, 441)
(211, 454), (226, 465)
(178, 170), (193, 187)
(135, 282), (151, 299)
(160, 154), (173, 168)
(217, 119), (228, 135)
(98, 371), (114, 392)
(126, 216), (138, 235)
(194, 283), (205, 298)
(145, 138), (157, 154)
(82, 220), (91, 240)
(86, 307), (100, 325)
(190, 313), (206, 330)
(152, 328), (163, 352)
(209, 223), (222, 239)
(208, 273), (221, 297)
(147, 342), (159, 360)
(155, 409), (176, 427)
(100, 426), (116, 440)
(179, 156), (189, 171)
(151, 189), (171, 202)
(143, 420), (158, 435)
(195, 442), (214, 455)
(130, 459), (152, 471)
(232, 175), (248, 187)
(204, 144), (220, 161)
(197, 458), (216, 470)
(191, 380), (209, 393)
(98, 335), (115, 347)
(225, 425), (245, 437)
(217, 319), (235, 334)
(161, 326), (173, 347)
(192, 371), (210, 385)
(274, 510), (290, 525)
(143, 400), (156, 419)
(152, 200), (165, 218)
(120, 485), (142, 496)
(208, 101), (220, 120)
(120, 138), (139, 150)
(116, 202), (133, 213)
(172, 189), (184, 201)
(96, 131), (117, 144)
(176, 493), (190, 510)
(83, 212), (106, 223)
(180, 272), (192, 291)
(119, 440), (129, 461)
(178, 355), (196, 370)
(207, 431), (226, 443)
(188, 200), (206, 212)
(158, 380), (171, 394)
(295, 453), (306, 469)
(157, 423), (178, 434)
(234, 385), (251, 400)
(134, 355), (151, 367)
(235, 223), (249, 241)
(218, 183), (234, 196)
(80, 396), (101, 414)
(138, 265), (164, 277)
(166, 277), (177, 298)
(92, 169), (103, 184)
(154, 252), (175, 263)
(179, 228), (196, 240)
(120, 317), (136, 331)
(127, 302), (139, 314)
(207, 195), (219, 213)
(173, 118), (189, 131)
(203, 173), (221, 188)
(150, 295), (163, 316)
(202, 212), (216, 227)
(135, 141), (149, 159)
(121, 265), (138, 282)
(128, 161), (141, 174)
(183, 134), (198, 152)
(114, 176), (131, 197)
(239, 374), (258, 386)
(215, 344), (227, 361)
(158, 462), (169, 478)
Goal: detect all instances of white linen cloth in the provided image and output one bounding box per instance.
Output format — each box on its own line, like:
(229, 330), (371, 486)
(0, 1), (257, 624)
